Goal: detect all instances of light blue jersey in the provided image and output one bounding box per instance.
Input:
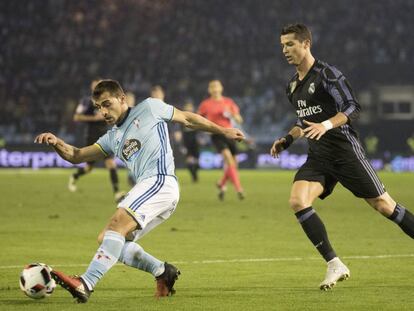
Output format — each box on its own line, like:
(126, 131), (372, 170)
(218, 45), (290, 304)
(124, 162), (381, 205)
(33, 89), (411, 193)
(95, 98), (175, 183)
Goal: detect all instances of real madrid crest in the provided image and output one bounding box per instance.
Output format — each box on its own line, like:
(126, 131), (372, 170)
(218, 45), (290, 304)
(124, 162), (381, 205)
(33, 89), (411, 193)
(308, 82), (315, 94)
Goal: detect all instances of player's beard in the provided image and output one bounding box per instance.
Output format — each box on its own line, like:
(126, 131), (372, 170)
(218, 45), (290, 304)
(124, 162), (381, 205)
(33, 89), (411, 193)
(104, 116), (115, 124)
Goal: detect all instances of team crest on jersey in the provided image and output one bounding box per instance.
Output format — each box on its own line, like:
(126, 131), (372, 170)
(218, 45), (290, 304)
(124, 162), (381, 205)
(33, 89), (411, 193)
(290, 81), (297, 93)
(122, 139), (141, 160)
(308, 82), (315, 94)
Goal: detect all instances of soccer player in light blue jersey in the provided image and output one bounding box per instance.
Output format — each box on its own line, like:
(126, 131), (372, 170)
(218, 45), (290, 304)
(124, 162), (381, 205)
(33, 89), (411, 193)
(34, 79), (245, 303)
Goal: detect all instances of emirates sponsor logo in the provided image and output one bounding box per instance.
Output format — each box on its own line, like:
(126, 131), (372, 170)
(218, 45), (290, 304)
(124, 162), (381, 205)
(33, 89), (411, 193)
(296, 100), (323, 117)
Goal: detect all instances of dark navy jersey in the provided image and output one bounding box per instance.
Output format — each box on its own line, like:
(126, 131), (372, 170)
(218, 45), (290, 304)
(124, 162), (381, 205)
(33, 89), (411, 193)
(181, 126), (197, 146)
(75, 96), (108, 141)
(286, 59), (364, 160)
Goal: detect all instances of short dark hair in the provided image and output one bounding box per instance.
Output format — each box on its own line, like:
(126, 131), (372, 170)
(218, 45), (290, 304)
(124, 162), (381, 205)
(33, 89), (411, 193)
(92, 79), (124, 100)
(281, 23), (312, 45)
(151, 85), (164, 92)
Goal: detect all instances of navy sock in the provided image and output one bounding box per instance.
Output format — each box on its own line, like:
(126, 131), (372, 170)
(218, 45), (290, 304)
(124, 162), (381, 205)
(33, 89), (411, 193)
(73, 167), (86, 179)
(109, 168), (119, 192)
(187, 163), (198, 182)
(295, 207), (337, 262)
(388, 203), (414, 238)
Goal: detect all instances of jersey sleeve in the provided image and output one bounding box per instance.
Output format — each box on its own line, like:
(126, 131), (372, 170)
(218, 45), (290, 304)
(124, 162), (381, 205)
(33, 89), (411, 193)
(95, 132), (113, 156)
(148, 98), (175, 121)
(321, 66), (361, 121)
(295, 118), (304, 128)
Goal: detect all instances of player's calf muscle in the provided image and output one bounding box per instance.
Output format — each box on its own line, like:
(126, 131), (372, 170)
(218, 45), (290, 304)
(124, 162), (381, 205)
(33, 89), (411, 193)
(365, 192), (396, 216)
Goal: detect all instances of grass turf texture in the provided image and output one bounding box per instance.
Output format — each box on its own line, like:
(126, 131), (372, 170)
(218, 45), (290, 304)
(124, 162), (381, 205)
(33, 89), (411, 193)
(0, 169), (413, 310)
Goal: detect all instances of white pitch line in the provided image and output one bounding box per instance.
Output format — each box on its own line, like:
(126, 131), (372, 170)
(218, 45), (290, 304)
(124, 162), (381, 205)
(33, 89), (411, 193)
(1, 254), (413, 270)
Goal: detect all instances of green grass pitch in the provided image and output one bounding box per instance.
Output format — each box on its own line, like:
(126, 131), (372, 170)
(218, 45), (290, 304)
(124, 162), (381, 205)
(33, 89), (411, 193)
(0, 169), (413, 310)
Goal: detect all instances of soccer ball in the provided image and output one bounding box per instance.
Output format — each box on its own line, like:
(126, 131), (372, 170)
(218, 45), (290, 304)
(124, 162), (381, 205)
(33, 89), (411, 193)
(19, 263), (56, 299)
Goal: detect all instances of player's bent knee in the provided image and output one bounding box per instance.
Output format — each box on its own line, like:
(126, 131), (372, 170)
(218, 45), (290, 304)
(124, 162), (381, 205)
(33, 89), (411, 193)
(106, 209), (138, 237)
(289, 196), (307, 212)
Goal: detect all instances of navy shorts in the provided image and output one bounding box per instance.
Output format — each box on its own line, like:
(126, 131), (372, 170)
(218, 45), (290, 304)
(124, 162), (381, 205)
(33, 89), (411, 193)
(294, 155), (385, 199)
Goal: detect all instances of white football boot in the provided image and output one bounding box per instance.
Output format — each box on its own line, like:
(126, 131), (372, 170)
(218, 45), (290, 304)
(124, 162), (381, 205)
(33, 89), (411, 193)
(68, 176), (77, 192)
(319, 257), (350, 290)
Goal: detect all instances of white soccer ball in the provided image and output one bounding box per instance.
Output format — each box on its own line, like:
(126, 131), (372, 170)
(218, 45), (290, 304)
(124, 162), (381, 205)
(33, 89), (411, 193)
(19, 263), (56, 299)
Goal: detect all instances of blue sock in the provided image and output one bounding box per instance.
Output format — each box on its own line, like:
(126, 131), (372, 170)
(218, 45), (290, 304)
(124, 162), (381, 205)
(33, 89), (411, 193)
(119, 242), (164, 277)
(81, 230), (125, 290)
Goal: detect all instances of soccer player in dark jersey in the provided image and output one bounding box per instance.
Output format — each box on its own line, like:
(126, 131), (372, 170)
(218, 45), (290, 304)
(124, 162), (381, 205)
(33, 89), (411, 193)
(271, 24), (414, 290)
(198, 80), (245, 200)
(174, 101), (200, 182)
(69, 80), (125, 202)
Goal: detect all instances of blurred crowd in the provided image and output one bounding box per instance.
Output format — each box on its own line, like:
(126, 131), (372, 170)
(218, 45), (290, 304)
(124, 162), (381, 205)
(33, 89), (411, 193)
(1, 0), (413, 145)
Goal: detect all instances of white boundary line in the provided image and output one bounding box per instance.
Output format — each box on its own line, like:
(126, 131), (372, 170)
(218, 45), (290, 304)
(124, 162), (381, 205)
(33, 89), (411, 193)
(2, 254), (413, 270)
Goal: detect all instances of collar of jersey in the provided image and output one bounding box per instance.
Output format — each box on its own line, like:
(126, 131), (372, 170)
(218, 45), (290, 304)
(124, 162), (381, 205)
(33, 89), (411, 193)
(116, 108), (131, 127)
(297, 59), (318, 83)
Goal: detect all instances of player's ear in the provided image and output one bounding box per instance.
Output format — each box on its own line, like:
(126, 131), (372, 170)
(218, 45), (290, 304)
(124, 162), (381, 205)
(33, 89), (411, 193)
(304, 39), (311, 49)
(120, 94), (126, 104)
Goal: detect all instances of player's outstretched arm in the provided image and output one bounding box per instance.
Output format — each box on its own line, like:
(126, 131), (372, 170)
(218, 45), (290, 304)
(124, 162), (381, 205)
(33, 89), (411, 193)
(34, 132), (105, 164)
(172, 108), (245, 141)
(270, 126), (303, 158)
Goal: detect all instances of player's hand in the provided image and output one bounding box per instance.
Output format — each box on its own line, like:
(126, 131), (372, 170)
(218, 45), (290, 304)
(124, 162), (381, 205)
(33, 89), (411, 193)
(34, 133), (59, 146)
(223, 128), (245, 142)
(270, 138), (285, 158)
(303, 120), (327, 140)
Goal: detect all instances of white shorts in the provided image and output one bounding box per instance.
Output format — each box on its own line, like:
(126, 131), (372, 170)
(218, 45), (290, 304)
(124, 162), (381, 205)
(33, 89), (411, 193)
(118, 175), (179, 241)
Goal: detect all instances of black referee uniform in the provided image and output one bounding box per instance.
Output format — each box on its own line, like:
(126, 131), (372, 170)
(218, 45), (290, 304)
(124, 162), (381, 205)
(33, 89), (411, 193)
(287, 60), (385, 199)
(181, 126), (199, 159)
(76, 96), (111, 164)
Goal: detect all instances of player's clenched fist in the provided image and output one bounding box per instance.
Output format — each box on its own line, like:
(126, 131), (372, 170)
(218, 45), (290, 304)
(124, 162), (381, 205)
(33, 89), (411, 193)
(34, 132), (59, 146)
(223, 128), (245, 142)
